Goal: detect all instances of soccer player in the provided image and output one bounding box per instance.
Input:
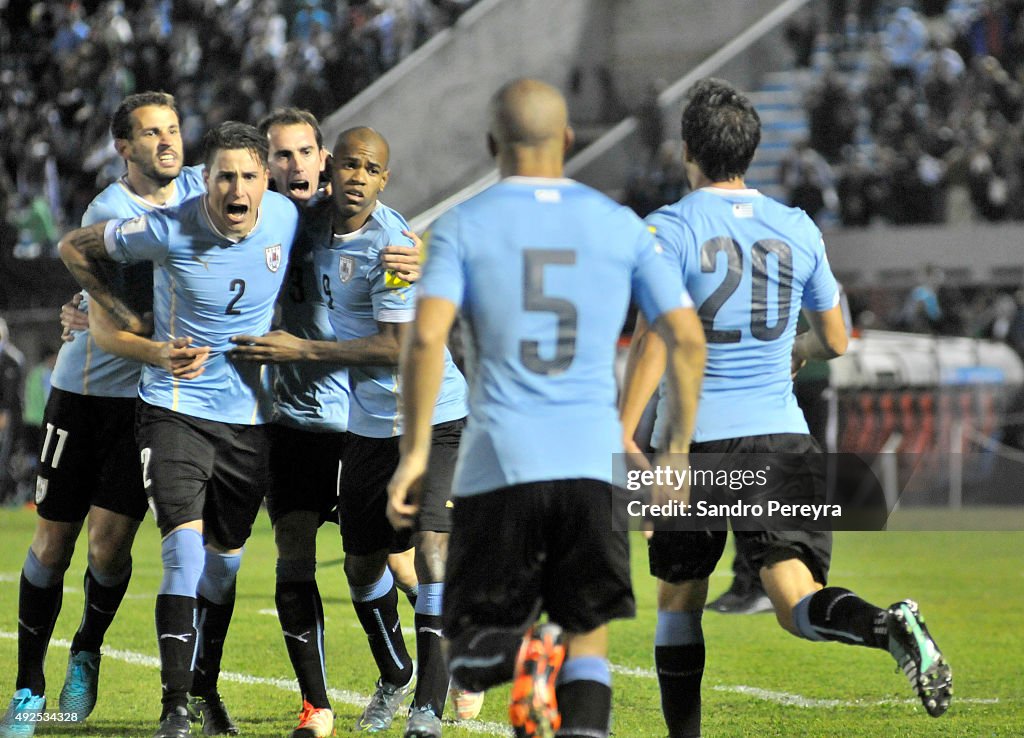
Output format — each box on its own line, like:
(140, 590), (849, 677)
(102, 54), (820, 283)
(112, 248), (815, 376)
(386, 78), (706, 738)
(232, 126), (469, 738)
(58, 121), (298, 738)
(621, 78), (953, 738)
(253, 108), (426, 738)
(0, 92), (208, 738)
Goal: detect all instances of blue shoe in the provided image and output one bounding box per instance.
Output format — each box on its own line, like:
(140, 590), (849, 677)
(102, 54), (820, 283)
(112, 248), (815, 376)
(0, 688), (46, 738)
(58, 650), (100, 719)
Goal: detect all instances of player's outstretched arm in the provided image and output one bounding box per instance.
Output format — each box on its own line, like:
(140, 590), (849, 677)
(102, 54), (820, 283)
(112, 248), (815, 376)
(387, 296), (457, 530)
(231, 321), (405, 366)
(792, 304), (848, 375)
(619, 312), (668, 453)
(90, 300), (209, 379)
(59, 292), (89, 341)
(58, 222), (147, 335)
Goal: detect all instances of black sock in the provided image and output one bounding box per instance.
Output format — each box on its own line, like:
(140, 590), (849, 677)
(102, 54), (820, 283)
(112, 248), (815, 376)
(71, 564), (131, 654)
(800, 587), (888, 649)
(276, 580), (330, 709)
(448, 626), (520, 692)
(413, 612), (447, 716)
(155, 594), (197, 715)
(556, 679), (612, 738)
(656, 643), (704, 738)
(351, 583), (413, 687)
(191, 592), (235, 699)
(15, 573), (63, 694)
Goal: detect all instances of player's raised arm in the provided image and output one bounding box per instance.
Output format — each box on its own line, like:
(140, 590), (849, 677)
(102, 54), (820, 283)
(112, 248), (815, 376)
(58, 222), (148, 335)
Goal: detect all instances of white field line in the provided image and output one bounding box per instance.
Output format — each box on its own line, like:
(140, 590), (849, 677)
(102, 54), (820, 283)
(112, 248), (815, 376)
(0, 630), (512, 735)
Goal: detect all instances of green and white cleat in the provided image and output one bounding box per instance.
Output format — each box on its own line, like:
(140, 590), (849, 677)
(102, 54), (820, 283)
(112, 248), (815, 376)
(59, 650), (101, 719)
(887, 600), (953, 717)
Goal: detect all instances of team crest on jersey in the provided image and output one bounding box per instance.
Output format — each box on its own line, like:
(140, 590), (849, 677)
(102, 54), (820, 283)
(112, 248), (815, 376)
(339, 255), (356, 283)
(34, 477), (48, 505)
(265, 244), (282, 272)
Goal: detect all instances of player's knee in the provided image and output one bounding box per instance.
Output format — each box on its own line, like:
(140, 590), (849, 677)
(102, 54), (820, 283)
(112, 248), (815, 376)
(30, 518), (81, 570)
(197, 548), (243, 605)
(160, 528), (205, 597)
(448, 626), (521, 693)
(414, 531), (448, 583)
(343, 551), (389, 586)
(273, 511), (318, 558)
(86, 533), (134, 576)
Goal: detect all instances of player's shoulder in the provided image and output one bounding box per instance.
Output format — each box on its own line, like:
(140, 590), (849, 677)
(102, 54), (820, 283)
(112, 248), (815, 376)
(757, 193), (823, 247)
(177, 164), (207, 198)
(261, 190), (300, 228)
(366, 202), (413, 249)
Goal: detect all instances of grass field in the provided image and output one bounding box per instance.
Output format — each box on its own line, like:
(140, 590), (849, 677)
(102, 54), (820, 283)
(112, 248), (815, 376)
(0, 506), (1021, 737)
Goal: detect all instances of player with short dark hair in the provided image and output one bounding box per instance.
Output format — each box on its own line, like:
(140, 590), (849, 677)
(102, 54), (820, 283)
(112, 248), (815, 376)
(387, 78), (706, 738)
(58, 120), (299, 738)
(250, 108), (427, 738)
(621, 77), (953, 738)
(0, 92), (208, 738)
(232, 126), (469, 738)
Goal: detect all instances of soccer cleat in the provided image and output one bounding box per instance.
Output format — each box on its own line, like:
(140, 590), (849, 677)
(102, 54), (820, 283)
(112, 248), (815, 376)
(509, 623), (565, 738)
(59, 650), (101, 719)
(0, 689), (46, 738)
(706, 588), (774, 615)
(886, 600), (953, 717)
(403, 705), (442, 738)
(291, 700), (335, 737)
(448, 686), (485, 721)
(189, 694), (240, 735)
(153, 706), (192, 738)
(355, 672), (416, 732)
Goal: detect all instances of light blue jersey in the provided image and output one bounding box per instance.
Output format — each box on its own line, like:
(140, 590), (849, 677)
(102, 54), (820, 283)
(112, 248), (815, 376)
(312, 201), (468, 438)
(274, 199), (349, 432)
(104, 190), (298, 424)
(51, 166), (206, 397)
(418, 177), (689, 497)
(648, 187), (839, 444)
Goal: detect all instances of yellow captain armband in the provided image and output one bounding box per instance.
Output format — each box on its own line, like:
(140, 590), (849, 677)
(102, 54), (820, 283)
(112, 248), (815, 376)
(384, 271), (411, 289)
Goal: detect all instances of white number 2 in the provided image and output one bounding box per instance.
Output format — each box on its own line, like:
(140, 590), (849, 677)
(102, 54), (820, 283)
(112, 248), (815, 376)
(139, 448), (153, 489)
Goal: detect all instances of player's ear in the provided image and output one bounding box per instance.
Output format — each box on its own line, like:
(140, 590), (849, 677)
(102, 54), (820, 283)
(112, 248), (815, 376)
(379, 168), (389, 191)
(487, 133), (498, 159)
(114, 138), (130, 159)
(682, 142), (694, 163)
(563, 125), (575, 155)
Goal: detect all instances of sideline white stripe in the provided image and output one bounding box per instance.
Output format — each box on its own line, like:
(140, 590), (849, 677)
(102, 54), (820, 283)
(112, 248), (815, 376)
(0, 631), (512, 736)
(605, 663), (1000, 707)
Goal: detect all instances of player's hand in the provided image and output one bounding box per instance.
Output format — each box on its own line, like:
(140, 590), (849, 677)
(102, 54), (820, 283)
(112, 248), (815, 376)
(229, 330), (307, 363)
(387, 455), (427, 530)
(158, 337), (210, 379)
(791, 334), (808, 378)
(380, 230), (422, 282)
(60, 292), (89, 341)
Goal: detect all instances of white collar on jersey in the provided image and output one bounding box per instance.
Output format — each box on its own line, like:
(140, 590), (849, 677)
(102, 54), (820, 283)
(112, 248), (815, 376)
(333, 201), (384, 241)
(700, 185), (763, 197)
(200, 196), (263, 243)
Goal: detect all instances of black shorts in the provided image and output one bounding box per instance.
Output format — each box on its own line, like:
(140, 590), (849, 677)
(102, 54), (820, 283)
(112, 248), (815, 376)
(34, 388), (148, 523)
(135, 402), (271, 549)
(266, 424), (347, 525)
(648, 433), (832, 585)
(443, 479), (635, 638)
(338, 419), (463, 555)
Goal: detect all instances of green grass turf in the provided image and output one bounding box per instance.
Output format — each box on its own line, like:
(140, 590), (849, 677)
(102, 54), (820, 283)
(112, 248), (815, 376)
(0, 506), (1020, 737)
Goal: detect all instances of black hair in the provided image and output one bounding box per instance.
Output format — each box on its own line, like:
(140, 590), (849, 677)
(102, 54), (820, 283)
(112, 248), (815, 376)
(680, 78), (760, 182)
(201, 121), (269, 169)
(110, 91), (179, 140)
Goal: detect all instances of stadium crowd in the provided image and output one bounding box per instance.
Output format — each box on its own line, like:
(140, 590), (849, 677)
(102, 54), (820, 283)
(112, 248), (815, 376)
(0, 0), (475, 272)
